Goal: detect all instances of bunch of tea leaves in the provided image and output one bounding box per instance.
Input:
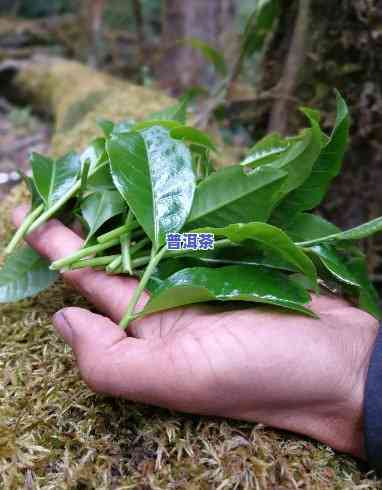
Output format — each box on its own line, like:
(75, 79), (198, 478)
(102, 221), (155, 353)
(2, 92), (382, 328)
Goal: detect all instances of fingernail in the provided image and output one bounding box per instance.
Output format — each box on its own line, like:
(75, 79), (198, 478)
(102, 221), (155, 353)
(53, 310), (73, 346)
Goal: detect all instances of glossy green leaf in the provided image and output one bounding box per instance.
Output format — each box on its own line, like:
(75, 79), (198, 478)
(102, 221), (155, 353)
(186, 164), (287, 228)
(86, 162), (115, 191)
(275, 93), (350, 218)
(81, 190), (125, 242)
(308, 244), (359, 286)
(181, 38), (227, 76)
(193, 222), (317, 282)
(97, 118), (114, 138)
(346, 257), (382, 319)
(19, 170), (43, 210)
(80, 138), (107, 171)
(0, 246), (58, 303)
(170, 126), (217, 152)
(240, 133), (290, 167)
(107, 126), (195, 247)
(147, 251), (308, 292)
(140, 265), (313, 318)
(284, 213), (340, 242)
(133, 119), (182, 132)
(271, 113), (323, 201)
(297, 216), (382, 246)
(31, 151), (81, 208)
(190, 144), (214, 181)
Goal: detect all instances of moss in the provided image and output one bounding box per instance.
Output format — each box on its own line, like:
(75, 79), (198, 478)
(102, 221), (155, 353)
(60, 90), (109, 132)
(1, 58), (381, 489)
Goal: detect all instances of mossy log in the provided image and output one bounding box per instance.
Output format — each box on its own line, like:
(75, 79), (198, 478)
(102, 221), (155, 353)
(0, 57), (377, 488)
(12, 56), (175, 156)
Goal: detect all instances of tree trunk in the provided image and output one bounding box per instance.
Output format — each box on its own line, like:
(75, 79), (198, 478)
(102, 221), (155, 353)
(158, 0), (236, 95)
(132, 0), (146, 70)
(268, 0), (311, 134)
(85, 0), (106, 68)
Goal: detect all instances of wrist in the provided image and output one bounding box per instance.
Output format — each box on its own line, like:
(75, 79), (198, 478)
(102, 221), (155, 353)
(322, 315), (379, 459)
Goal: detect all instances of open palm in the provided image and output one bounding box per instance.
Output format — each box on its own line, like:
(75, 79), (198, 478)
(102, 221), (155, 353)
(14, 206), (378, 460)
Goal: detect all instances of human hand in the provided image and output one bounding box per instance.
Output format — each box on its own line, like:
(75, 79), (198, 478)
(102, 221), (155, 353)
(13, 206), (379, 460)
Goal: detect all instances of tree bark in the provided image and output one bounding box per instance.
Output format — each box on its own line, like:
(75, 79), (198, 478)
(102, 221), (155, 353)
(158, 0), (236, 95)
(132, 0), (146, 69)
(85, 0), (106, 68)
(268, 0), (311, 134)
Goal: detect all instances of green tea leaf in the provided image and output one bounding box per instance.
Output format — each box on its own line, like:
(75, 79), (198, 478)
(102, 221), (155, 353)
(284, 213), (340, 242)
(133, 119), (182, 131)
(271, 113), (323, 200)
(19, 171), (43, 210)
(309, 244), (359, 286)
(86, 162), (115, 191)
(347, 257), (382, 319)
(182, 247), (300, 273)
(186, 164), (287, 228)
(108, 126), (195, 247)
(31, 151), (81, 208)
(97, 118), (114, 138)
(297, 216), (382, 246)
(81, 190), (125, 242)
(170, 126), (217, 152)
(0, 246), (58, 303)
(240, 133), (290, 167)
(80, 138), (107, 171)
(140, 265), (313, 318)
(275, 92), (350, 218)
(193, 222), (317, 282)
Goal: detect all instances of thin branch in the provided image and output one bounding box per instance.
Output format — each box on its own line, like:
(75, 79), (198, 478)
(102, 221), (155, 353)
(132, 0), (146, 70)
(268, 0), (312, 135)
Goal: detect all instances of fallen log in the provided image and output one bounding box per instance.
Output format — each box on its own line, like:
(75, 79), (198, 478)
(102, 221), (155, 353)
(9, 56), (175, 155)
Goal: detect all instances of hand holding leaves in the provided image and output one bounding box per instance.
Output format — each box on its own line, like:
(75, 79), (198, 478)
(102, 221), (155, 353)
(2, 93), (382, 326)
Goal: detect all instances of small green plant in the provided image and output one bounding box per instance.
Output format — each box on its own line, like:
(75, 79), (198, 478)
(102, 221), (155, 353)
(1, 92), (382, 328)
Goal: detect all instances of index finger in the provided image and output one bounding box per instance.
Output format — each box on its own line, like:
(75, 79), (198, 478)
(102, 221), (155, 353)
(12, 206), (149, 323)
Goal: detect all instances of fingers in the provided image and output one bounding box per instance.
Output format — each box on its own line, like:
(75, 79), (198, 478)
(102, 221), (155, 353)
(12, 206), (149, 324)
(309, 293), (350, 314)
(53, 307), (169, 404)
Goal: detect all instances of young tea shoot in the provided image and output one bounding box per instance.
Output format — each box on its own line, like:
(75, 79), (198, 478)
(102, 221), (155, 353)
(2, 92), (382, 329)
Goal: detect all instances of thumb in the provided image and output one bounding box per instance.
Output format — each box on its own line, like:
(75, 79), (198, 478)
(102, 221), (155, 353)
(52, 307), (166, 403)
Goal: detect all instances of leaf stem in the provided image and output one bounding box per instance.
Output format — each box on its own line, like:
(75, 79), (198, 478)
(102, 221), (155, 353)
(69, 254), (121, 270)
(121, 211), (134, 274)
(50, 238), (120, 270)
(130, 237), (150, 256)
(119, 246), (167, 329)
(28, 180), (82, 233)
(79, 158), (91, 196)
(4, 204), (44, 255)
(97, 221), (139, 243)
(106, 255), (123, 273)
